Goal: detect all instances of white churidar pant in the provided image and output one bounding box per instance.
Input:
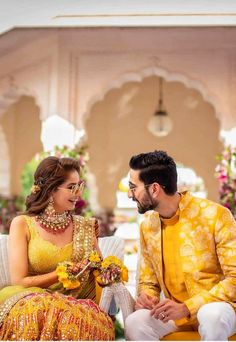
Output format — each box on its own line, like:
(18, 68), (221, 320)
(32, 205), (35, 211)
(125, 302), (236, 341)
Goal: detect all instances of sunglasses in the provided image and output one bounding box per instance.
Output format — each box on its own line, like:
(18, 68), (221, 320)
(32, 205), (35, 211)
(58, 181), (85, 195)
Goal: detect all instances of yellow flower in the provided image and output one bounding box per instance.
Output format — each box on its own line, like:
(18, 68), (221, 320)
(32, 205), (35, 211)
(58, 273), (68, 282)
(101, 256), (122, 269)
(89, 251), (101, 263)
(56, 265), (67, 280)
(63, 279), (81, 290)
(56, 265), (66, 273)
(95, 275), (105, 287)
(31, 184), (41, 194)
(93, 270), (100, 277)
(56, 262), (82, 290)
(121, 266), (129, 282)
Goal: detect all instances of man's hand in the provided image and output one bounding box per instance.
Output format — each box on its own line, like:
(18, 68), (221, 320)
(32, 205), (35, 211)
(135, 292), (158, 310)
(150, 298), (190, 323)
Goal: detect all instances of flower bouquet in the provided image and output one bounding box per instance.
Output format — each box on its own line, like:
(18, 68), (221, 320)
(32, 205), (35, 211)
(95, 256), (128, 287)
(56, 259), (91, 290)
(56, 251), (128, 290)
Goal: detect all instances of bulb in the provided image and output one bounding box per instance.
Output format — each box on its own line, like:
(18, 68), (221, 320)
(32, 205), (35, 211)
(148, 115), (173, 137)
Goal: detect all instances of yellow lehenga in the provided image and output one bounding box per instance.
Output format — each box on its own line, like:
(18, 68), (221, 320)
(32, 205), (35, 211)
(0, 215), (114, 341)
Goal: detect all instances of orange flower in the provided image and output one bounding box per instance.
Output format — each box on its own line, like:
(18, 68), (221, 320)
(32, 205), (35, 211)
(121, 266), (129, 282)
(93, 270), (100, 277)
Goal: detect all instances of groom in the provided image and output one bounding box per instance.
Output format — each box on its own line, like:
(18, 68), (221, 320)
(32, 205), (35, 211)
(125, 150), (236, 341)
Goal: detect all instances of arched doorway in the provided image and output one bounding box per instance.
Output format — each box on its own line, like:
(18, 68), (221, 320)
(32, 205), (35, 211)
(85, 75), (223, 211)
(0, 95), (43, 195)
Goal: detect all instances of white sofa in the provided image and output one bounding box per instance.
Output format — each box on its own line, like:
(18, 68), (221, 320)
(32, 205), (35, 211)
(0, 234), (124, 289)
(0, 234), (135, 321)
(0, 234), (10, 289)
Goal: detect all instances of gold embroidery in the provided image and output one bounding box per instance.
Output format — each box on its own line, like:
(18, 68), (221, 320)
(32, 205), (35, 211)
(0, 291), (33, 327)
(67, 216), (96, 295)
(72, 215), (95, 262)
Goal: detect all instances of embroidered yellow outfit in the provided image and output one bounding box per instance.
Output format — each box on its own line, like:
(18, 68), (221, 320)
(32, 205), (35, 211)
(162, 210), (189, 304)
(0, 215), (114, 340)
(138, 191), (236, 327)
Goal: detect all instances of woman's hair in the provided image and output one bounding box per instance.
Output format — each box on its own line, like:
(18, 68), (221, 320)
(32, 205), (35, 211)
(25, 156), (80, 215)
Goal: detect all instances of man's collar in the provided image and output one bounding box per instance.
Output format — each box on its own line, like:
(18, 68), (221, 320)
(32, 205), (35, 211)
(178, 191), (192, 211)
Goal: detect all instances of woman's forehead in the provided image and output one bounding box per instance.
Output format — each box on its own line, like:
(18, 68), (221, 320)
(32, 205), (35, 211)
(64, 170), (80, 183)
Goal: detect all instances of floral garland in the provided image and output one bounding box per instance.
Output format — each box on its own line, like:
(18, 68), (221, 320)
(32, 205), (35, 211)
(215, 145), (236, 218)
(56, 251), (128, 290)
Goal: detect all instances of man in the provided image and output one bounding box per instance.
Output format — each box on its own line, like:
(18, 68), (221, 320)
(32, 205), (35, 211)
(125, 150), (236, 341)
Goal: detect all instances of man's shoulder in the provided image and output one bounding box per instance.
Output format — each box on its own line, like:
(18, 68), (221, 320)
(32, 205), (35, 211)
(187, 193), (233, 221)
(188, 193), (222, 211)
(140, 211), (160, 232)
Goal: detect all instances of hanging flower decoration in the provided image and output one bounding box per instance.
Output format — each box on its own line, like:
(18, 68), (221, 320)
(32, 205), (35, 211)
(56, 251), (128, 290)
(215, 145), (236, 218)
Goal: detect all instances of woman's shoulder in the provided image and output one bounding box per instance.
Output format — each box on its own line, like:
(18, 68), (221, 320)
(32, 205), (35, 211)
(10, 215), (32, 235)
(11, 214), (27, 226)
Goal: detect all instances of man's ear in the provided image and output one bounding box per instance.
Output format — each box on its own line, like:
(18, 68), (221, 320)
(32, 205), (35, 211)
(151, 183), (161, 197)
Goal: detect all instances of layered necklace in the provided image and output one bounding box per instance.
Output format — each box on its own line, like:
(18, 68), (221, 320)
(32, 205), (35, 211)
(35, 198), (72, 234)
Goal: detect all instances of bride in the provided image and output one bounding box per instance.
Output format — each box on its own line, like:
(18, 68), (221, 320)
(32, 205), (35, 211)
(0, 156), (114, 340)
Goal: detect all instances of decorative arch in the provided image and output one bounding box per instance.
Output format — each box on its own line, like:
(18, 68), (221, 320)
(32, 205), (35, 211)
(0, 126), (10, 195)
(82, 66), (223, 131)
(83, 67), (222, 211)
(0, 80), (44, 196)
(0, 94), (43, 195)
(0, 82), (42, 121)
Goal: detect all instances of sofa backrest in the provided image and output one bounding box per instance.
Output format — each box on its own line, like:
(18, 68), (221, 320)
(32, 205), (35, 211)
(0, 234), (10, 289)
(0, 234), (124, 290)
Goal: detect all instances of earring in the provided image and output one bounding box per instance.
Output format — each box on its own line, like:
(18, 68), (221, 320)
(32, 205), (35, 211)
(44, 197), (56, 217)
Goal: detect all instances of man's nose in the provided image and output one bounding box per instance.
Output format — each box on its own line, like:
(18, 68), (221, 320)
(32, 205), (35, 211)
(127, 189), (133, 199)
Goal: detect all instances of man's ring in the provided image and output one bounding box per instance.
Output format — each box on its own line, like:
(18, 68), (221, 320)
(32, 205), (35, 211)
(160, 312), (165, 319)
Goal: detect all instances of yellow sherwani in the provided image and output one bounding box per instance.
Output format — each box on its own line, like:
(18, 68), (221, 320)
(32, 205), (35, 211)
(138, 191), (236, 324)
(162, 211), (189, 304)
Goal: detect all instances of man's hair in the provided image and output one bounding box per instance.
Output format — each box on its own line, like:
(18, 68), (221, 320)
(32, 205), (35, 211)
(129, 150), (177, 195)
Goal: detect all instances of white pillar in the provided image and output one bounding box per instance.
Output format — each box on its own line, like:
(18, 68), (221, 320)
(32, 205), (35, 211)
(0, 126), (10, 195)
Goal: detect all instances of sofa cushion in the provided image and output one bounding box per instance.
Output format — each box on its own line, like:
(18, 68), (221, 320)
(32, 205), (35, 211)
(0, 234), (10, 289)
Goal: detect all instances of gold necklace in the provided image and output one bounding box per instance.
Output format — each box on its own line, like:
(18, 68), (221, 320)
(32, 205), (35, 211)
(35, 199), (72, 234)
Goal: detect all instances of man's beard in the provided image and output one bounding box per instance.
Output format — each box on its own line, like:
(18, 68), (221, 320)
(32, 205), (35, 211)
(134, 192), (158, 214)
(137, 201), (155, 214)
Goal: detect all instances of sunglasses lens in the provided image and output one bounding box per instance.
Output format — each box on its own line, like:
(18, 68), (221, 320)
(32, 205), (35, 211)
(79, 182), (85, 193)
(71, 182), (85, 195)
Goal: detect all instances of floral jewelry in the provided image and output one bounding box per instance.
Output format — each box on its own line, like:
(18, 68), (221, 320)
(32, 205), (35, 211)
(31, 184), (41, 194)
(56, 251), (128, 290)
(35, 197), (72, 234)
(96, 255), (128, 286)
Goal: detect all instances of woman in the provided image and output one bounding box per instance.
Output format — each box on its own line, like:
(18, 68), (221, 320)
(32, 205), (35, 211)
(0, 156), (114, 340)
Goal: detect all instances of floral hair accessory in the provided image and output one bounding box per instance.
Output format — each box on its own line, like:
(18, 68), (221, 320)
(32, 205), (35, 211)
(56, 251), (128, 290)
(31, 184), (41, 194)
